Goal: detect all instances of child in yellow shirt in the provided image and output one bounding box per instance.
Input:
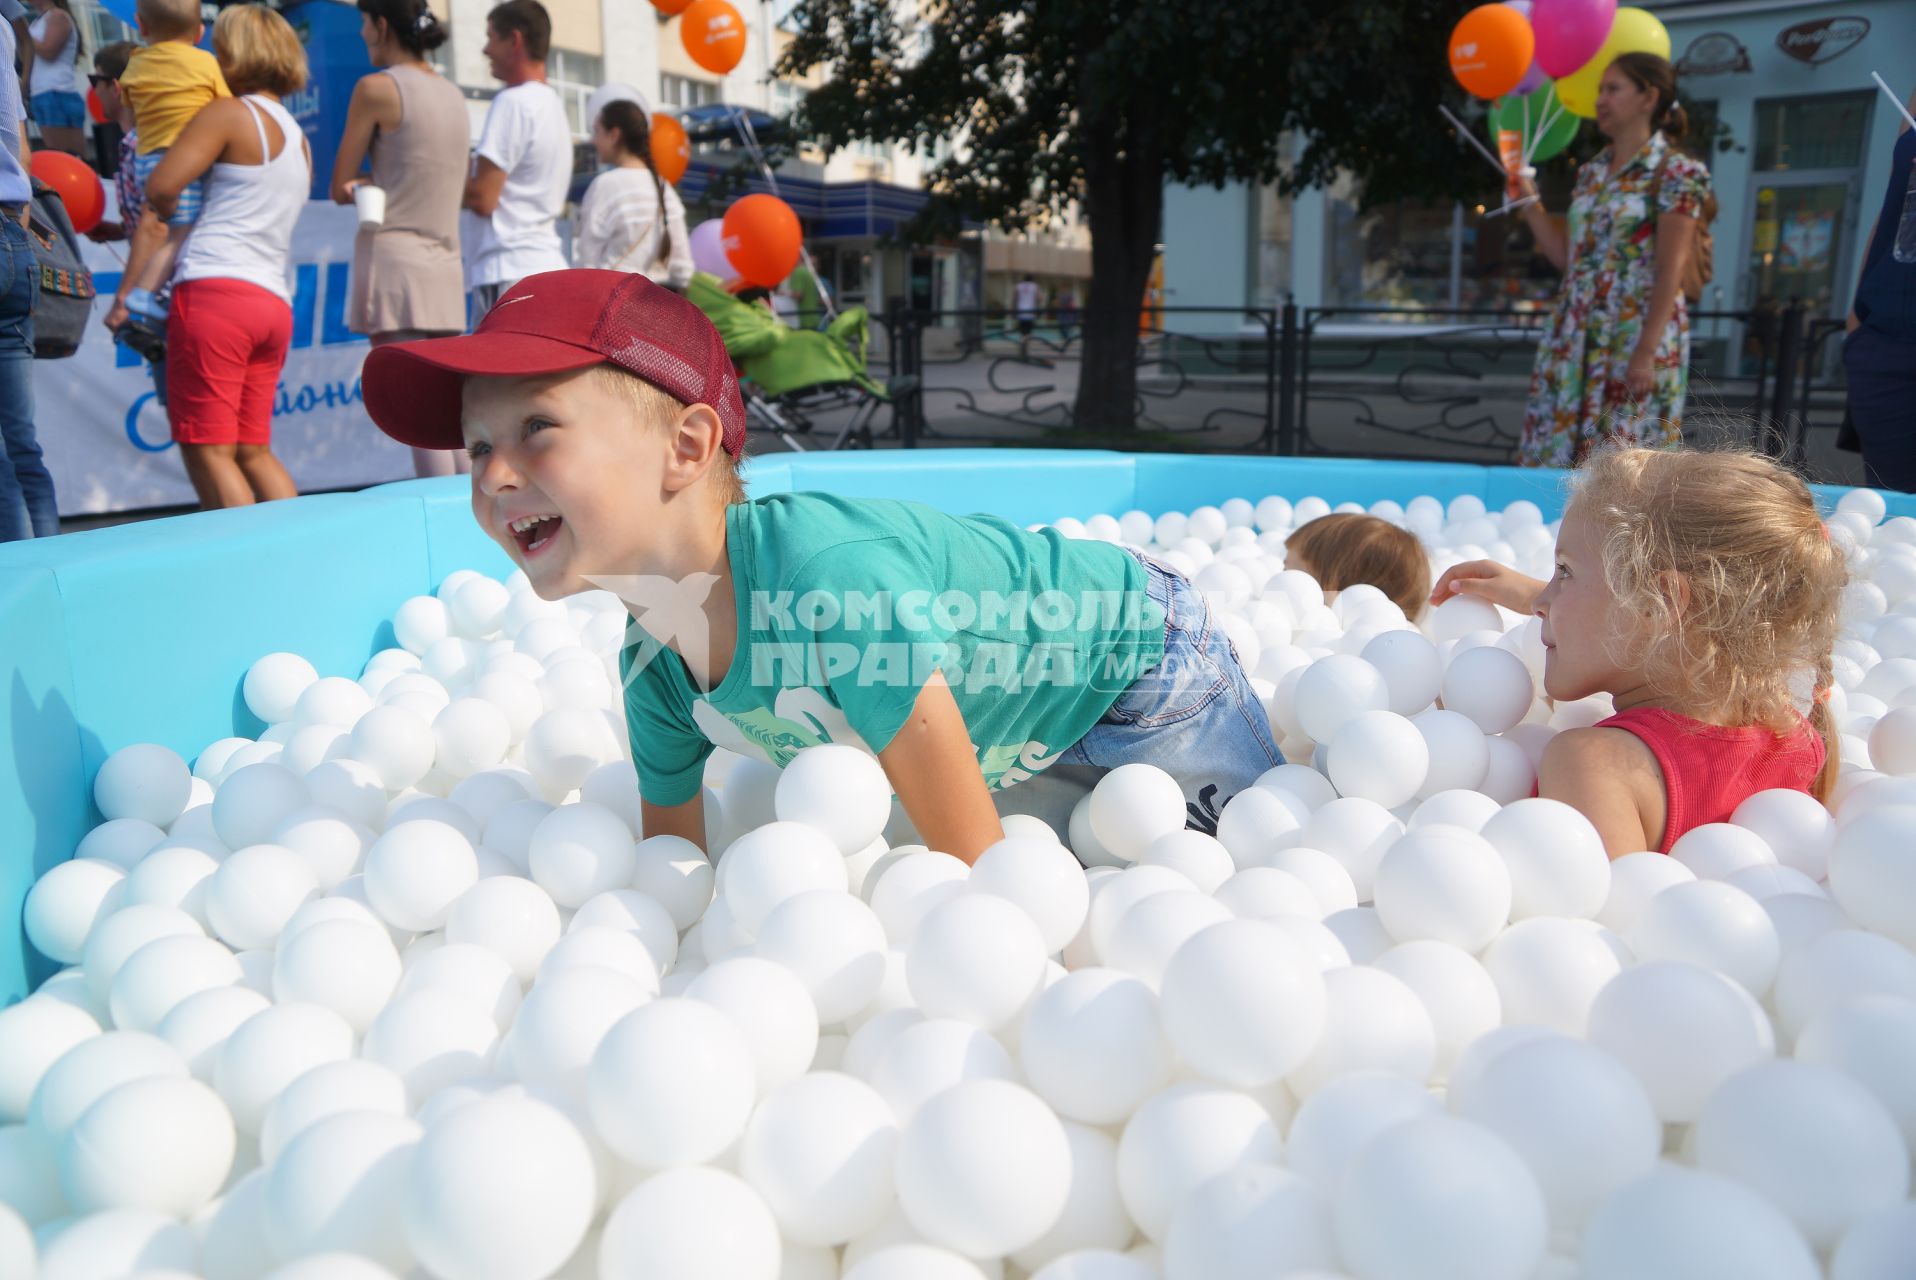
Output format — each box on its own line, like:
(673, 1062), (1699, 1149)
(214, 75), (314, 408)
(107, 0), (229, 349)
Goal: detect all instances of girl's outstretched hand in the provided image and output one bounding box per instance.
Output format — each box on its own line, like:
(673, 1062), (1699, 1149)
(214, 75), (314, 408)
(1429, 560), (1547, 615)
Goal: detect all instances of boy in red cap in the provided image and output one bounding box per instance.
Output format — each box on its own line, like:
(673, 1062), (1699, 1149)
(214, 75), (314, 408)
(363, 269), (1281, 862)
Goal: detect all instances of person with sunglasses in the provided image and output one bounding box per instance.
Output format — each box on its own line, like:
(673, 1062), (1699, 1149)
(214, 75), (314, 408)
(85, 43), (140, 244)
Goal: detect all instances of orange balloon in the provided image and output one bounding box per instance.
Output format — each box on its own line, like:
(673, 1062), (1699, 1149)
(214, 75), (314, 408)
(681, 0), (746, 76)
(650, 113), (689, 185)
(1448, 4), (1535, 100)
(650, 0), (692, 12)
(721, 194), (801, 289)
(86, 86), (106, 124)
(30, 150), (104, 234)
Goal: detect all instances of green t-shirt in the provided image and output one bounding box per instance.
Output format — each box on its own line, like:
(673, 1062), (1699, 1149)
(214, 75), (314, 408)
(619, 492), (1166, 806)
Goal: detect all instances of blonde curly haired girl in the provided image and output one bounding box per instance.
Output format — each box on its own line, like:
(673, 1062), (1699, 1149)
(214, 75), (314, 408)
(1431, 447), (1846, 856)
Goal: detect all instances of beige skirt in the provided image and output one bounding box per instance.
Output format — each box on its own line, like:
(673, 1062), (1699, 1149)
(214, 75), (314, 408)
(350, 226), (466, 336)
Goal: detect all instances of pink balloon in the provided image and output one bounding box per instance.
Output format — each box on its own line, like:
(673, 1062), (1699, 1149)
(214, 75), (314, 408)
(1503, 0), (1550, 94)
(689, 218), (732, 279)
(1531, 0), (1616, 78)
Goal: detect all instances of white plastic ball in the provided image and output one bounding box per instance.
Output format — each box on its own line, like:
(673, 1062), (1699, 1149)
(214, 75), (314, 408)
(1298, 798), (1403, 901)
(1285, 965), (1435, 1098)
(739, 1071), (898, 1246)
(1795, 995), (1916, 1151)
(1115, 1083), (1283, 1242)
(1831, 1202), (1916, 1280)
(600, 1166), (780, 1280)
(1774, 928), (1916, 1039)
(1212, 866), (1322, 921)
(34, 1208), (199, 1280)
(1580, 1164), (1821, 1280)
(589, 998), (755, 1169)
(210, 763), (310, 850)
(1088, 764), (1190, 862)
(521, 708), (619, 795)
(869, 1017), (1016, 1123)
(203, 843), (319, 951)
(504, 964), (651, 1099)
(1598, 851), (1697, 934)
(1018, 969), (1172, 1125)
(907, 893), (1047, 1031)
(1480, 917), (1622, 1036)
(894, 1078), (1072, 1258)
(1427, 594), (1504, 643)
(1627, 879), (1780, 996)
(1159, 920), (1325, 1087)
(0, 997), (100, 1122)
(1586, 961), (1776, 1123)
(1372, 825), (1511, 951)
(1827, 805), (1916, 950)
(443, 874), (563, 984)
(754, 890), (889, 1024)
(968, 837), (1091, 953)
(1326, 710), (1430, 808)
(107, 933), (241, 1033)
(631, 834), (716, 932)
(1732, 789), (1837, 880)
(214, 1002), (357, 1133)
(363, 819), (478, 931)
(259, 1059), (409, 1164)
(685, 956), (818, 1094)
(1441, 646), (1534, 734)
(362, 988), (500, 1103)
(1450, 1034), (1660, 1230)
(1163, 1164), (1333, 1280)
(1670, 822), (1778, 880)
(1370, 940), (1502, 1080)
(1336, 1115), (1547, 1280)
(81, 903), (204, 1005)
(93, 744), (192, 828)
(1102, 890), (1232, 989)
(1292, 655), (1390, 744)
(263, 1110), (422, 1271)
(718, 820), (846, 936)
(270, 919), (401, 1034)
(24, 859), (127, 967)
(1360, 629), (1443, 717)
(1212, 786), (1309, 866)
(245, 652), (319, 724)
(402, 1091), (596, 1280)
(1480, 797), (1611, 920)
(773, 744), (892, 855)
(58, 1073), (234, 1216)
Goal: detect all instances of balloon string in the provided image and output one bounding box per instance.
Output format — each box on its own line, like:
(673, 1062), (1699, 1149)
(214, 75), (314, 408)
(1437, 103), (1512, 178)
(1524, 92), (1565, 165)
(1871, 72), (1916, 132)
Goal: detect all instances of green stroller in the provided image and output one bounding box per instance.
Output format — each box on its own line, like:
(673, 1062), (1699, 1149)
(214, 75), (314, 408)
(686, 272), (908, 451)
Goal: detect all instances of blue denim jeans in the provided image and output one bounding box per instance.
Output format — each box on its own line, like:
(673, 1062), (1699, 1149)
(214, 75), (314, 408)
(0, 215), (52, 542)
(1058, 550), (1284, 834)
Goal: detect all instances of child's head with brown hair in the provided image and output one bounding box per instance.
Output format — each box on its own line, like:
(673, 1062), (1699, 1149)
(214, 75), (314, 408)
(361, 271), (749, 601)
(1285, 513), (1432, 619)
(213, 4), (309, 97)
(135, 0), (204, 43)
(1540, 446), (1847, 797)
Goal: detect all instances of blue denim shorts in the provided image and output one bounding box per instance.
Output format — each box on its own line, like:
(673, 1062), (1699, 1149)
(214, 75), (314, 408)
(133, 149), (202, 228)
(1058, 550), (1284, 833)
(31, 90), (84, 130)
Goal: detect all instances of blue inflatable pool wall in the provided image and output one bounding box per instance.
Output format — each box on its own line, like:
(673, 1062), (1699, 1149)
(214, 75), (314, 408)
(4, 450), (1906, 1001)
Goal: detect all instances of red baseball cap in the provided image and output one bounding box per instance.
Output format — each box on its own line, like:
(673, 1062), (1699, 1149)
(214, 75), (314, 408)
(361, 269), (747, 455)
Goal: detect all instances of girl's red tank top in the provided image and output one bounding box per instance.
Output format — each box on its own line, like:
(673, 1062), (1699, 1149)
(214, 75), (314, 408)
(1596, 706), (1826, 854)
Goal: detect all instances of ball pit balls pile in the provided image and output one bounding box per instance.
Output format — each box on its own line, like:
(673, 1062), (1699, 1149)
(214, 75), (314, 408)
(6, 487), (1916, 1280)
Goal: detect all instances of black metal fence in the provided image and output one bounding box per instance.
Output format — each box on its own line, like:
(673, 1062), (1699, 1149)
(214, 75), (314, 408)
(815, 301), (1855, 481)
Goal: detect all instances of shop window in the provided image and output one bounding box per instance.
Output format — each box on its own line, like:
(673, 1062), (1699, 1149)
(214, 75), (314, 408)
(549, 49), (602, 138)
(1325, 176), (1458, 309)
(1754, 92), (1873, 172)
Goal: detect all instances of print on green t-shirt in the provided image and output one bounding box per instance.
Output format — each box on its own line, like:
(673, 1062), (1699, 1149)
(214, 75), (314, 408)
(617, 492), (1167, 806)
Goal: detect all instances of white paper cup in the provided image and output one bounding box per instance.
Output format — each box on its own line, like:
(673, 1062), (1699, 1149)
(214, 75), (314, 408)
(354, 184), (387, 228)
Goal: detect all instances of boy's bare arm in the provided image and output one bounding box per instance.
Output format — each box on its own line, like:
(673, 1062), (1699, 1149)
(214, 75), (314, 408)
(879, 670), (1004, 866)
(640, 795), (707, 853)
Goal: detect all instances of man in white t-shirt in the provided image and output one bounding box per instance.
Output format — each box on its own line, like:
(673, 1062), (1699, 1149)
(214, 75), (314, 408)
(1012, 274), (1042, 338)
(462, 0), (573, 320)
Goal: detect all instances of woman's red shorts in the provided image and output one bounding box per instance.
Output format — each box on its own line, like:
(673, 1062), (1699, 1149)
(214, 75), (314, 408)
(166, 278), (294, 446)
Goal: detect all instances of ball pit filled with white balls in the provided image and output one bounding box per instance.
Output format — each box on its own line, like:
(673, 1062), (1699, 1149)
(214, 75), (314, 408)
(6, 485), (1916, 1280)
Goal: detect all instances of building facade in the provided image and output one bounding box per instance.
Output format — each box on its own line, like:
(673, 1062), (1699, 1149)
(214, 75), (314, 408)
(1161, 0), (1914, 338)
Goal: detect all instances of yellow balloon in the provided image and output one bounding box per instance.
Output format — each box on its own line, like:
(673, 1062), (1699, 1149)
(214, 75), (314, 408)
(1554, 7), (1671, 119)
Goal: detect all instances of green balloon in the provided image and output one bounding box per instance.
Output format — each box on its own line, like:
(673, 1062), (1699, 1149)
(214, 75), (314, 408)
(1489, 83), (1580, 164)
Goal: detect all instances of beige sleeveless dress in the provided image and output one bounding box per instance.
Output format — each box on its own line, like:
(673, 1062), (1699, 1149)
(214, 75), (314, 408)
(349, 64), (471, 336)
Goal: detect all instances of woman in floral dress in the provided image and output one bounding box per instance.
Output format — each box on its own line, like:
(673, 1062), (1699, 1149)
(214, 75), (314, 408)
(1515, 53), (1713, 467)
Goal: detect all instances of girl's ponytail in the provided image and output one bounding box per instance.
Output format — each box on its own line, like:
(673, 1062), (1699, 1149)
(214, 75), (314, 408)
(1809, 653), (1841, 803)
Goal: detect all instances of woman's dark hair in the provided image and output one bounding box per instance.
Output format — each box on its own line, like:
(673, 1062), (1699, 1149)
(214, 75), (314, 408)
(1609, 52), (1688, 142)
(598, 98), (673, 265)
(356, 0), (448, 56)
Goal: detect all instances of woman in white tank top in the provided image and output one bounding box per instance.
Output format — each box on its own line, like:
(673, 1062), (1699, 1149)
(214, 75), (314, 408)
(145, 6), (312, 511)
(23, 0), (84, 156)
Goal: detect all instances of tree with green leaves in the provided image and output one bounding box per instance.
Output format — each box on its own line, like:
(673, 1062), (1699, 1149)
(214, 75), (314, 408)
(777, 0), (1486, 432)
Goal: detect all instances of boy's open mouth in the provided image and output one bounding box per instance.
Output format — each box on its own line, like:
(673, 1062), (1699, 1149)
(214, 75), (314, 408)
(510, 513), (564, 556)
